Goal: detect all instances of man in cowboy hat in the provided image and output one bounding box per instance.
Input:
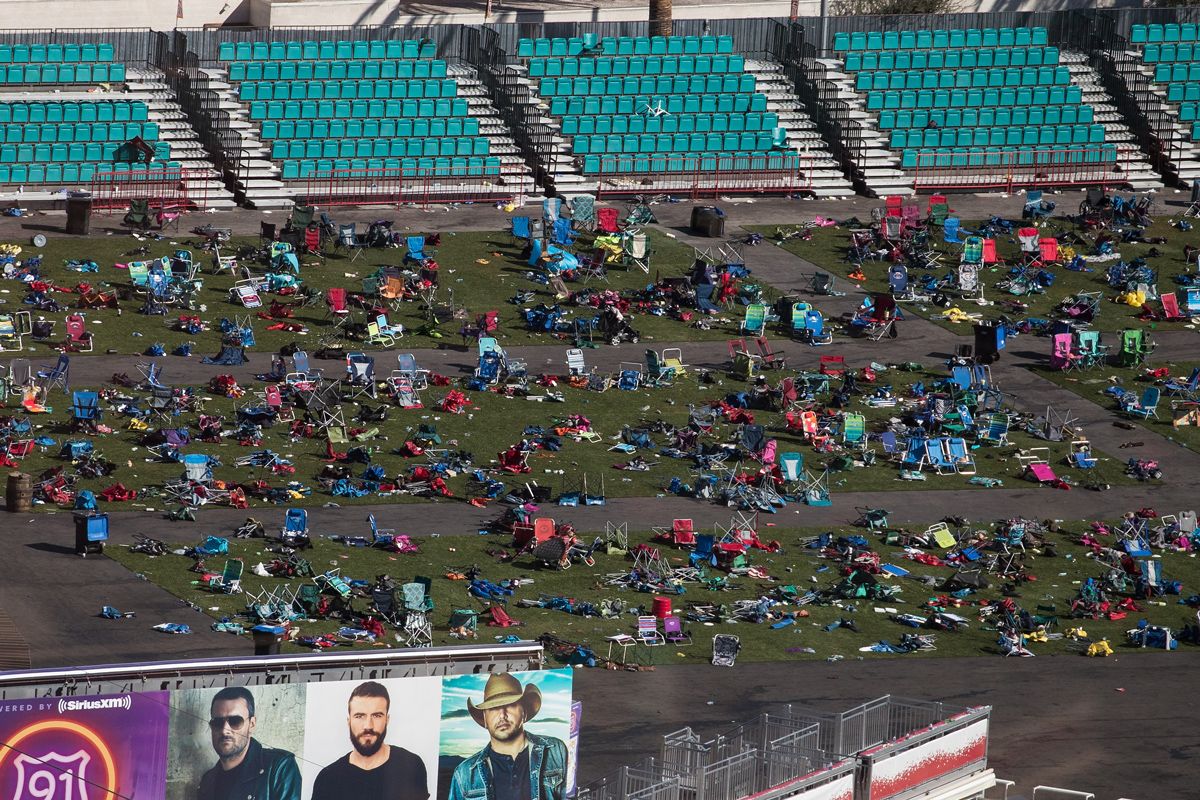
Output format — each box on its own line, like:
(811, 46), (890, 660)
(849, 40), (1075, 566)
(446, 673), (568, 800)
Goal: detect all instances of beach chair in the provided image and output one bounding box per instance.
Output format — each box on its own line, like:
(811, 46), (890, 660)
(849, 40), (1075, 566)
(711, 633), (741, 666)
(842, 413), (866, 447)
(233, 279), (262, 309)
(663, 616), (691, 645)
(945, 437), (975, 474)
(739, 303), (768, 334)
(37, 354), (70, 394)
(1164, 367), (1200, 399)
(1122, 386), (1160, 419)
(1026, 462), (1060, 486)
(207, 559), (244, 593)
(510, 216), (532, 242)
(1160, 292), (1186, 321)
(636, 616), (666, 646)
(64, 315), (93, 352)
(565, 348), (588, 376)
(365, 320), (396, 348)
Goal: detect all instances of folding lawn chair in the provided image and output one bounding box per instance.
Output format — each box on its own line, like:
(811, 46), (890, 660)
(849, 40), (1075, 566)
(338, 224), (367, 262)
(636, 616), (666, 646)
(37, 354), (70, 394)
(622, 231), (651, 273)
(325, 288), (351, 328)
(711, 633), (741, 666)
(565, 348), (588, 376)
(345, 353), (378, 399)
(404, 235), (435, 265)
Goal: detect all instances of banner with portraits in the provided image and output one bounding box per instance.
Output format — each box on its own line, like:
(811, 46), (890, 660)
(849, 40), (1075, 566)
(0, 668), (573, 800)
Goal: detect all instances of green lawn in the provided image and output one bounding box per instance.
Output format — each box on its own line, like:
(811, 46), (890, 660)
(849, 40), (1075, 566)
(17, 360), (1133, 513)
(105, 518), (1200, 664)
(8, 227), (762, 356)
(748, 215), (1200, 334)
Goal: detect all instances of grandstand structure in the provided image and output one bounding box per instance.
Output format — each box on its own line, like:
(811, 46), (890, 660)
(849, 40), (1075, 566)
(5, 11), (1200, 208)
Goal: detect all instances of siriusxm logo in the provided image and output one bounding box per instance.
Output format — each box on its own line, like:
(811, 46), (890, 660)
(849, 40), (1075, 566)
(57, 696), (132, 714)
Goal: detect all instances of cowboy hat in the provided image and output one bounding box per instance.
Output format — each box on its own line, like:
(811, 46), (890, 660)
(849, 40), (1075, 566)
(467, 673), (541, 728)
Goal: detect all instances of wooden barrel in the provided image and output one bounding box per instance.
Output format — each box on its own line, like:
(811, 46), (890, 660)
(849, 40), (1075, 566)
(6, 472), (31, 513)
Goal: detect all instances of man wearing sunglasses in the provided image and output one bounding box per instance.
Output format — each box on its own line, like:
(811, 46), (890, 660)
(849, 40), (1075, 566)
(198, 687), (302, 800)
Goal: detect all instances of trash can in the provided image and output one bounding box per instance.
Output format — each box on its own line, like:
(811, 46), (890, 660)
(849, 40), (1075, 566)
(690, 205), (725, 238)
(252, 624), (286, 656)
(73, 512), (108, 557)
(973, 322), (1006, 364)
(65, 191), (93, 235)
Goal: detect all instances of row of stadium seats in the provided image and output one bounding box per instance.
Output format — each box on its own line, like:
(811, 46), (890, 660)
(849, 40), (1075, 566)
(889, 124), (1105, 149)
(548, 92), (769, 116)
(0, 63), (126, 84)
(528, 54), (746, 77)
(279, 156), (501, 180)
(0, 101), (148, 123)
(0, 43), (116, 63)
(538, 74), (756, 97)
(0, 122), (160, 144)
(0, 141), (171, 163)
(261, 117), (480, 140)
(878, 105), (1095, 129)
(1131, 23), (1200, 44)
(269, 136), (489, 159)
(1154, 63), (1200, 84)
(1163, 82), (1200, 102)
(572, 131), (781, 155)
(1140, 43), (1200, 63)
(560, 111), (779, 135)
(228, 59), (447, 82)
(552, 92), (768, 117)
(898, 144), (1118, 169)
(249, 98), (469, 120)
(834, 27), (1049, 51)
(866, 85), (1083, 110)
(218, 39), (436, 62)
(855, 66), (1071, 91)
(0, 162), (179, 184)
(844, 46), (1059, 72)
(579, 151), (803, 175)
(516, 34), (734, 58)
(239, 78), (457, 101)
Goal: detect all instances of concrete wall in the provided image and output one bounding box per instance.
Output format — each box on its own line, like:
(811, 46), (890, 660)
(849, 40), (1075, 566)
(0, 0), (1148, 30)
(0, 0), (250, 30)
(249, 0), (1144, 28)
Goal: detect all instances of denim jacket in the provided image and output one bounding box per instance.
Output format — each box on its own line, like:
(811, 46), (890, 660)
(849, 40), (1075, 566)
(197, 737), (302, 800)
(447, 732), (568, 800)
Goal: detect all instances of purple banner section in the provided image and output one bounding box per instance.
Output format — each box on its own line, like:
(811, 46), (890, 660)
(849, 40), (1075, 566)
(0, 692), (170, 800)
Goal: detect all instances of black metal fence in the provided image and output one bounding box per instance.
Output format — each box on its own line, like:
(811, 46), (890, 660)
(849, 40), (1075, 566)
(461, 26), (557, 189)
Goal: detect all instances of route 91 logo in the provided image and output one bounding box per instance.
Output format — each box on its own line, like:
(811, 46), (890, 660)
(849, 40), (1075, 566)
(0, 720), (118, 800)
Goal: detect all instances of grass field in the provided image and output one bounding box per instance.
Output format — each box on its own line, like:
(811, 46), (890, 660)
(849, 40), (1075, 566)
(5, 226), (764, 356)
(16, 358), (1135, 513)
(747, 213), (1200, 334)
(105, 518), (1200, 664)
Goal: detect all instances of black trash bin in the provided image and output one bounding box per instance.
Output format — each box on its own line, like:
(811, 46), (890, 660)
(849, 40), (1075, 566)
(252, 624), (286, 655)
(65, 192), (93, 236)
(691, 206), (725, 238)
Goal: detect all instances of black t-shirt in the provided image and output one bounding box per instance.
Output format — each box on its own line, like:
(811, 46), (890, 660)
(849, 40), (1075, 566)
(208, 756), (249, 800)
(311, 746), (428, 800)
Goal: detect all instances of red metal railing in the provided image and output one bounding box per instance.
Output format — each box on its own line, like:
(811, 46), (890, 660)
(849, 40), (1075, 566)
(590, 153), (815, 200)
(301, 167), (514, 208)
(89, 167), (198, 212)
(911, 147), (1134, 192)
